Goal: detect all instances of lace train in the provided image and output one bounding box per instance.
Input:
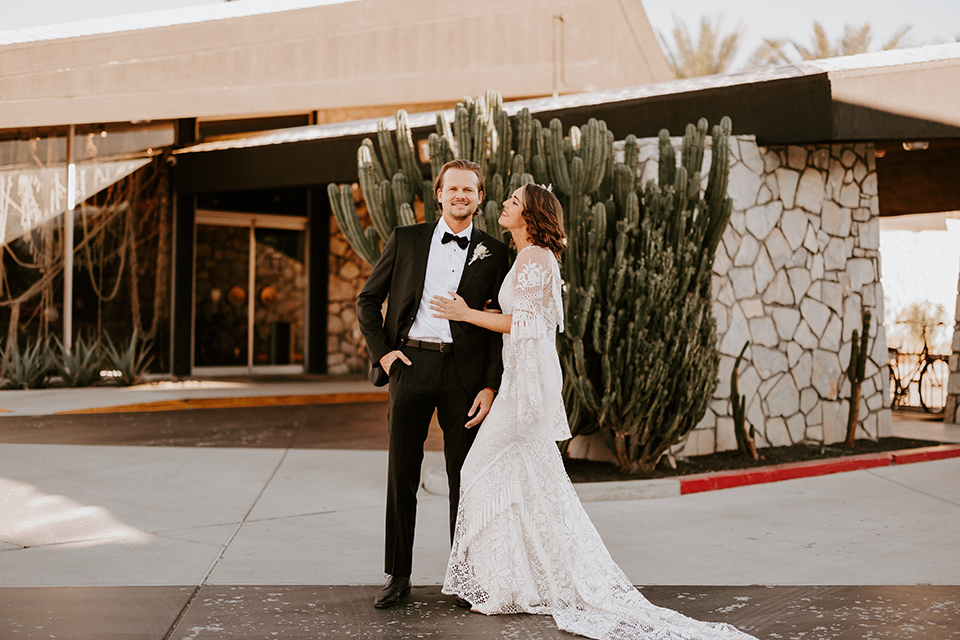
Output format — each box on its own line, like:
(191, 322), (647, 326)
(442, 247), (757, 639)
(442, 394), (756, 639)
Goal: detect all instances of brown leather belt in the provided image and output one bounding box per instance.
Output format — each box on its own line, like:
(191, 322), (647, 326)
(403, 338), (454, 353)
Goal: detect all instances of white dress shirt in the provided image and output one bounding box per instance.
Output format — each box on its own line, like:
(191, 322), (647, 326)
(407, 218), (473, 343)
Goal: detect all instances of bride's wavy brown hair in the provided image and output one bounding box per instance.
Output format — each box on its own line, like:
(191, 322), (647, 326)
(519, 184), (566, 259)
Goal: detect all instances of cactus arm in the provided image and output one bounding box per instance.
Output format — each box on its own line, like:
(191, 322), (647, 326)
(376, 119), (400, 180)
(657, 129), (676, 187)
(328, 183), (380, 265)
(454, 103), (470, 161)
(398, 202), (417, 227)
(422, 179), (439, 223)
(395, 110), (423, 201)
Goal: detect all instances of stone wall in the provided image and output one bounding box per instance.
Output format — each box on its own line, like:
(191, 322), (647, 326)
(670, 136), (891, 456)
(945, 269), (960, 424)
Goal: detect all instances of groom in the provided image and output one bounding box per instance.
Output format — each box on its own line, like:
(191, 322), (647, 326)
(357, 159), (511, 608)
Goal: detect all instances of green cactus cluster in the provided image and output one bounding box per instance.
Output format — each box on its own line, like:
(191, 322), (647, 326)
(328, 110), (426, 265)
(329, 91), (537, 256)
(329, 91), (734, 475)
(845, 309), (872, 447)
(556, 116), (734, 474)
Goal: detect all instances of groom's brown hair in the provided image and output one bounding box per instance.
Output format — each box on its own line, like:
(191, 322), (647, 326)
(434, 159), (485, 198)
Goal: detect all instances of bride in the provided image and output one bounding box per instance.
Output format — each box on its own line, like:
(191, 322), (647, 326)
(430, 184), (758, 640)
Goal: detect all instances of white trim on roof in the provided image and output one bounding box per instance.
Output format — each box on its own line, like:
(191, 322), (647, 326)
(174, 43), (960, 156)
(511, 43), (960, 114)
(800, 42), (960, 72)
(0, 0), (357, 46)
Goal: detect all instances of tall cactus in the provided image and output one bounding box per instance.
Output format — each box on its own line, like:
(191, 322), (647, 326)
(845, 309), (872, 447)
(556, 117), (734, 474)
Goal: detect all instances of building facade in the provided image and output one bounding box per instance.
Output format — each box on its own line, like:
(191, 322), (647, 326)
(3, 1), (960, 444)
(0, 0), (671, 377)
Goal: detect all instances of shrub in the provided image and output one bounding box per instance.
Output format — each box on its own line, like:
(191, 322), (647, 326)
(1, 336), (53, 389)
(52, 333), (104, 387)
(102, 330), (154, 386)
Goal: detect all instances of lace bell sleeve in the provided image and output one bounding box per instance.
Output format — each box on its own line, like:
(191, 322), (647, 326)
(504, 247), (571, 441)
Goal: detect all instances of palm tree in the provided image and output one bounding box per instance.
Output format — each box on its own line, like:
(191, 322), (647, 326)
(659, 15), (743, 79)
(795, 21), (909, 58)
(748, 38), (791, 68)
(751, 22), (911, 67)
(661, 16), (914, 78)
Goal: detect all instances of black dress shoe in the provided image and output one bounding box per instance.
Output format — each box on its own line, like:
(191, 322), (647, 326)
(454, 596), (471, 608)
(374, 575), (411, 608)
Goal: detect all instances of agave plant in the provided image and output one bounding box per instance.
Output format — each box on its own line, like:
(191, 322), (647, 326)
(52, 333), (104, 387)
(0, 336), (53, 389)
(102, 330), (154, 386)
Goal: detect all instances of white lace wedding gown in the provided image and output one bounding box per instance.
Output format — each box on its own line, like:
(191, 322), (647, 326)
(442, 245), (758, 640)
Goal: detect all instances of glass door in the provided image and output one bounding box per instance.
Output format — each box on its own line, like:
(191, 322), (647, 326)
(194, 223), (250, 368)
(193, 213), (307, 375)
(252, 227), (306, 369)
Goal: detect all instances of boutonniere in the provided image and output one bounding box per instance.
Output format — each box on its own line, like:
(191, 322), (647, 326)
(469, 243), (490, 265)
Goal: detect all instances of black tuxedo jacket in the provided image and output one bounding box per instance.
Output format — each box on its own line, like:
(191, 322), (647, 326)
(357, 221), (511, 390)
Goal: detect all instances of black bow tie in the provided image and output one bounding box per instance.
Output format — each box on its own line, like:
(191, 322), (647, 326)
(442, 232), (470, 250)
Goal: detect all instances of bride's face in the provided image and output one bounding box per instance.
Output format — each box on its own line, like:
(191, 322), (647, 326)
(499, 186), (527, 234)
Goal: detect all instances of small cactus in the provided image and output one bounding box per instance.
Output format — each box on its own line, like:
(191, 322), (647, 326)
(732, 341), (758, 461)
(845, 310), (872, 447)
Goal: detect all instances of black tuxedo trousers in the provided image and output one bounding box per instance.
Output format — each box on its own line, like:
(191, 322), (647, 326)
(385, 345), (476, 577)
(356, 222), (510, 577)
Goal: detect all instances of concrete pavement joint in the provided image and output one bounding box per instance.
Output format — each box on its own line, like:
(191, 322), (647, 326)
(151, 523), (246, 537)
(163, 448), (291, 640)
(865, 466), (960, 508)
(1, 534), (131, 551)
(152, 532), (239, 549)
(155, 506), (385, 532)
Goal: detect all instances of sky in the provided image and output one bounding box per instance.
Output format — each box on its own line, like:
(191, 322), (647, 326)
(639, 0), (960, 68)
(881, 221), (960, 353)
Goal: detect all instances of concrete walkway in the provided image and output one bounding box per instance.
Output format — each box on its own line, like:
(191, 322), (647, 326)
(0, 379), (958, 638)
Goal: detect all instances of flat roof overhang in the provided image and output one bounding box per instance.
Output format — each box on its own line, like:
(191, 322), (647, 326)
(172, 45), (960, 215)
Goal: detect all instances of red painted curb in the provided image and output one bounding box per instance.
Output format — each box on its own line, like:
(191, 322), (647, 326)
(678, 445), (960, 495)
(891, 444), (960, 465)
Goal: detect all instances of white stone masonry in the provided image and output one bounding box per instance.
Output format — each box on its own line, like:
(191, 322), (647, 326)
(632, 136), (892, 456)
(682, 137), (891, 454)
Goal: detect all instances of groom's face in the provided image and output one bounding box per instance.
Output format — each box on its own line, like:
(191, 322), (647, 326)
(437, 169), (483, 225)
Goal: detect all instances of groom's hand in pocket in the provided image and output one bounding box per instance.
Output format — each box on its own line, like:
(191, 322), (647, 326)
(380, 350), (411, 375)
(465, 388), (495, 428)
